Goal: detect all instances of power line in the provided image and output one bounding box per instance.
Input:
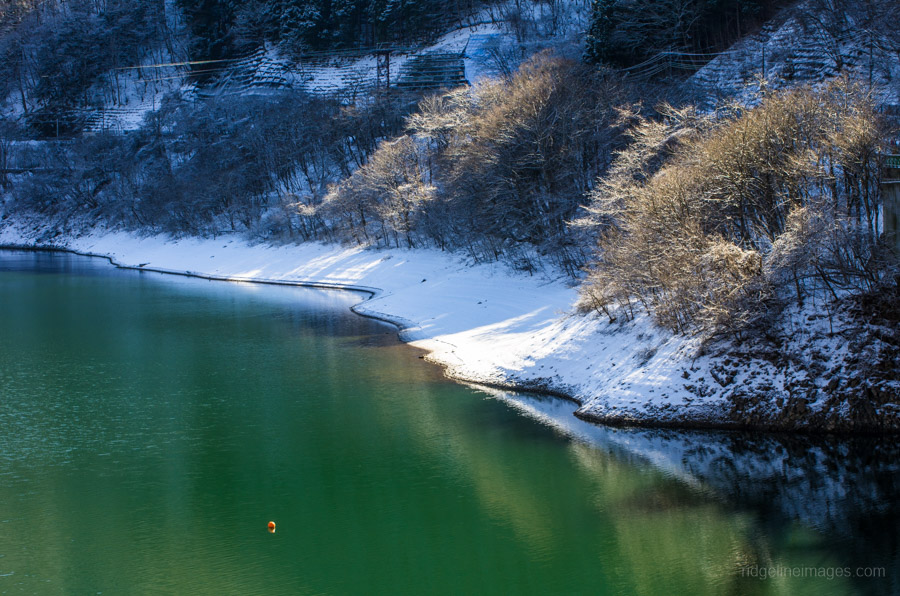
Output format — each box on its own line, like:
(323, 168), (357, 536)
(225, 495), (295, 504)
(114, 58), (241, 71)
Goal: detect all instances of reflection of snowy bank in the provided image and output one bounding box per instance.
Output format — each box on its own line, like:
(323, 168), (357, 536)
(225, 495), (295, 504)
(480, 386), (900, 539)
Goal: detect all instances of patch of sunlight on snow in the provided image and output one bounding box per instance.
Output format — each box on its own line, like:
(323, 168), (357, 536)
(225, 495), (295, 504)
(234, 268), (265, 279)
(290, 250), (381, 281)
(464, 307), (552, 337)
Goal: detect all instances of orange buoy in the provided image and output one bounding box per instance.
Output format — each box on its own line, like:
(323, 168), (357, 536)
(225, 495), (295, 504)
(267, 521), (276, 533)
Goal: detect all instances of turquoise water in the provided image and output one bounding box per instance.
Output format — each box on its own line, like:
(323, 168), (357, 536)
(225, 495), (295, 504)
(0, 249), (897, 595)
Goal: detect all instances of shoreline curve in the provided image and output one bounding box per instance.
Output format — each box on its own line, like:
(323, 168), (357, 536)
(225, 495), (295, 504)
(1, 240), (895, 436)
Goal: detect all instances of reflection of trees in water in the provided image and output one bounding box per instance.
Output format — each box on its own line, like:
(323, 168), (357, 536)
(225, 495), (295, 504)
(670, 431), (900, 593)
(611, 429), (900, 593)
(488, 389), (900, 592)
(672, 431), (900, 533)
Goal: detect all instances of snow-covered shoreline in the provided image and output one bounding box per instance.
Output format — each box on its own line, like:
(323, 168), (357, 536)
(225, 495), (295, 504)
(0, 226), (731, 424)
(1, 225), (896, 433)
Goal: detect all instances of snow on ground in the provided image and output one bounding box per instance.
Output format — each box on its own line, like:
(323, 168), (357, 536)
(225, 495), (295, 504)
(0, 225), (716, 426)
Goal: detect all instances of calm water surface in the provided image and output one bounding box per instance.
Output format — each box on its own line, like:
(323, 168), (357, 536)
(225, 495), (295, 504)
(0, 250), (897, 595)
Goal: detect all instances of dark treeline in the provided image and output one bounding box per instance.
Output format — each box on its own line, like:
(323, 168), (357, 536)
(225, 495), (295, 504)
(8, 92), (414, 237)
(584, 0), (781, 67)
(583, 0), (900, 73)
(178, 0), (492, 63)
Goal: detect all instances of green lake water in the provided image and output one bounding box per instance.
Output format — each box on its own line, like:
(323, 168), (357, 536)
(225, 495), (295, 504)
(0, 249), (897, 595)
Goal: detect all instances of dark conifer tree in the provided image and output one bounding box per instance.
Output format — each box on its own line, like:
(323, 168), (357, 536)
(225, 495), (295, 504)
(584, 0), (616, 64)
(177, 0), (235, 66)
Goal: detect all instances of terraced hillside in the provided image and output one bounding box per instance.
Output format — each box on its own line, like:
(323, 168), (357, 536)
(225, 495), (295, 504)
(688, 0), (900, 108)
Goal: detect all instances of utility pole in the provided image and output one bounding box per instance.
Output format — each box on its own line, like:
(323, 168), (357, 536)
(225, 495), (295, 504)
(883, 153), (900, 254)
(376, 46), (391, 92)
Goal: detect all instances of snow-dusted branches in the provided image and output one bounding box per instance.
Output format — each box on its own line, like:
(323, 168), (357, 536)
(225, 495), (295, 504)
(579, 77), (894, 335)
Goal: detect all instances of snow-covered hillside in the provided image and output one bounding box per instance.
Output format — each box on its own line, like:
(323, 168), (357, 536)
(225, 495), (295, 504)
(1, 0), (591, 133)
(688, 0), (900, 108)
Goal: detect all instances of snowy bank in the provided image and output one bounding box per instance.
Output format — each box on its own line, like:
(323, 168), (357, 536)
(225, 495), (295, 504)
(1, 225), (897, 433)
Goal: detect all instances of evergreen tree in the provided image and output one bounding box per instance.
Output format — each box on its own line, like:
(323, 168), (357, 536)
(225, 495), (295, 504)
(279, 0), (324, 50)
(584, 0), (775, 68)
(330, 0), (366, 47)
(177, 0), (235, 63)
(584, 0), (616, 65)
